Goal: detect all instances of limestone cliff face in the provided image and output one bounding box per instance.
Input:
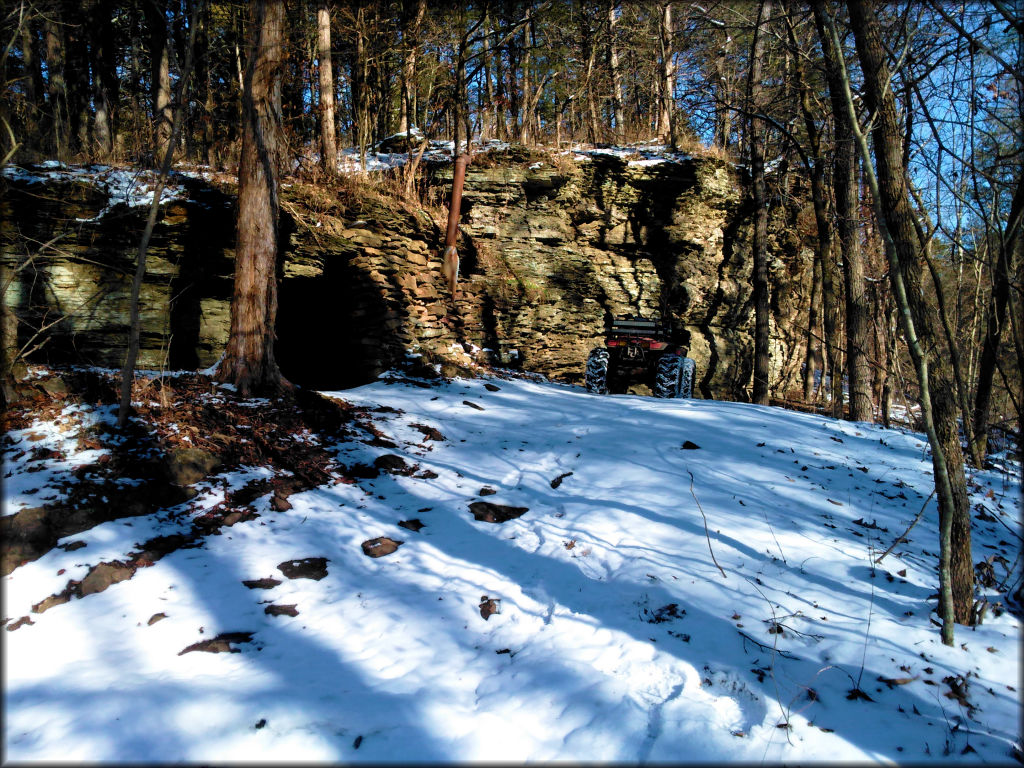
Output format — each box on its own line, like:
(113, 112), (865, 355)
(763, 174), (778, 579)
(1, 173), (236, 373)
(445, 154), (812, 398)
(2, 155), (813, 399)
(453, 157), (755, 395)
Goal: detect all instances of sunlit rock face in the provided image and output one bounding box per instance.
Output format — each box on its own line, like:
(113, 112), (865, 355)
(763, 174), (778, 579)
(2, 155), (813, 398)
(1, 169), (236, 373)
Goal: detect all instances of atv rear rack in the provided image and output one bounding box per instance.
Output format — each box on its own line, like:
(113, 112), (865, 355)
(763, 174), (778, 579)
(608, 316), (668, 339)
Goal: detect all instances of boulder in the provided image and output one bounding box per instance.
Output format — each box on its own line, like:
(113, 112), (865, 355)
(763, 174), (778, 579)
(164, 447), (221, 487)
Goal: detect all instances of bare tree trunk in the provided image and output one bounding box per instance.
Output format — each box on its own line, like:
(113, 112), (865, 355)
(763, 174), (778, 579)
(119, 4), (200, 426)
(835, 113), (871, 421)
(875, 286), (895, 428)
(505, 20), (520, 141)
(144, 1), (174, 163)
(197, 1), (215, 165)
(479, 7), (493, 141)
(493, 17), (505, 141)
(747, 0), (772, 405)
(450, 7), (469, 154)
(583, 21), (601, 144)
(60, 0), (91, 154)
(658, 2), (675, 148)
(20, 13), (44, 147)
(217, 0), (288, 397)
(787, 11), (840, 416)
(353, 4), (369, 172)
(973, 174), (1023, 457)
(803, 248), (823, 402)
(712, 30), (733, 150)
(914, 209), (987, 467)
(813, 1), (872, 423)
(845, 0), (973, 638)
(1, 261), (27, 407)
(517, 7), (533, 144)
(43, 15), (68, 159)
(88, 0), (118, 159)
(607, 2), (625, 142)
(317, 0), (337, 175)
(399, 0), (426, 134)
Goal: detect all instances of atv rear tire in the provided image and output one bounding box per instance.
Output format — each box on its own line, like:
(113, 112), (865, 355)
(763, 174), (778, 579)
(585, 348), (610, 394)
(679, 356), (695, 399)
(654, 354), (696, 398)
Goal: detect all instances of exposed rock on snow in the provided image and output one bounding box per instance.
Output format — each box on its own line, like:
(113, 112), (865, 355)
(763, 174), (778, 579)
(361, 537), (403, 558)
(242, 577), (282, 590)
(178, 631), (255, 655)
(468, 501), (529, 524)
(277, 557), (329, 580)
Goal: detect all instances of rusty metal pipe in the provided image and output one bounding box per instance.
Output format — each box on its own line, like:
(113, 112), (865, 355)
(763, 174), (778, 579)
(444, 153), (470, 250)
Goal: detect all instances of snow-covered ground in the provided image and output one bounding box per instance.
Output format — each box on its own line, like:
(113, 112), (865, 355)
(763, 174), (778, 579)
(319, 129), (696, 174)
(3, 370), (1021, 763)
(2, 135), (702, 217)
(0, 161), (191, 220)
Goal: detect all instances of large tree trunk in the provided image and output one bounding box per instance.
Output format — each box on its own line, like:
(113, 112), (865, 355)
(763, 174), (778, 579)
(20, 13), (44, 147)
(814, 0), (872, 422)
(815, 0), (872, 423)
(825, 26), (872, 422)
(317, 1), (337, 175)
(846, 0), (973, 630)
(88, 0), (118, 159)
(217, 0), (287, 397)
(43, 14), (69, 159)
(607, 2), (625, 142)
(747, 0), (772, 404)
(1, 261), (27, 408)
(61, 0), (91, 154)
(837, 137), (873, 422)
(144, 1), (173, 163)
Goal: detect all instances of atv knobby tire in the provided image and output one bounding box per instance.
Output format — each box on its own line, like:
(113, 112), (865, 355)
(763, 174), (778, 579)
(654, 354), (696, 398)
(585, 348), (610, 394)
(680, 356), (695, 398)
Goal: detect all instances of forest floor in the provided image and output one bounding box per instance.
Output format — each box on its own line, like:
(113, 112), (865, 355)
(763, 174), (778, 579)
(2, 363), (1021, 763)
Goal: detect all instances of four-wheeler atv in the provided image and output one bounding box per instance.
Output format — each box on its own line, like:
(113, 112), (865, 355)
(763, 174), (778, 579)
(585, 316), (696, 398)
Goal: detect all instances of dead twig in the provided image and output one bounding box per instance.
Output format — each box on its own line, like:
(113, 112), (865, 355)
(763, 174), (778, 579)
(688, 469), (726, 579)
(875, 488), (935, 564)
(763, 507), (787, 564)
(738, 630), (800, 660)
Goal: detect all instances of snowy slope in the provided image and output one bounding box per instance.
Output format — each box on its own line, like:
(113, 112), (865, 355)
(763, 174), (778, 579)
(3, 371), (1021, 763)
